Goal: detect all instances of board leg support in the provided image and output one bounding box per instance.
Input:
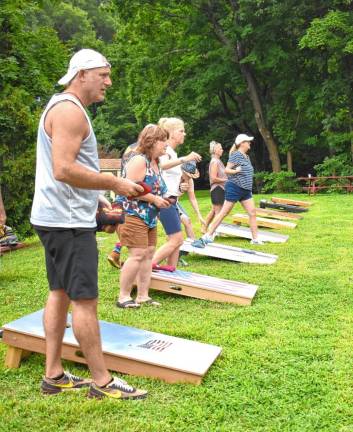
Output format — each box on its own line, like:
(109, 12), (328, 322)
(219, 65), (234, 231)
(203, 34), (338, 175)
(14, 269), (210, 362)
(5, 346), (32, 368)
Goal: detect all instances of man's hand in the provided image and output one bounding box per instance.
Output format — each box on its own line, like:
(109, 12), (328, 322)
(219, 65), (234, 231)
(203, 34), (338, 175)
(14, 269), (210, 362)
(113, 178), (144, 197)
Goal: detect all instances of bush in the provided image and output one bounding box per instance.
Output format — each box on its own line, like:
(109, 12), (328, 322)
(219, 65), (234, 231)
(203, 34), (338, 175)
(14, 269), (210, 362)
(254, 171), (299, 193)
(314, 154), (352, 176)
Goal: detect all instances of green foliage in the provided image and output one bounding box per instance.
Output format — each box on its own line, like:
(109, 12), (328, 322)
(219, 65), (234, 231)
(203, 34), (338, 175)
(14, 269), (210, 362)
(1, 0), (353, 235)
(314, 154), (352, 176)
(254, 171), (299, 194)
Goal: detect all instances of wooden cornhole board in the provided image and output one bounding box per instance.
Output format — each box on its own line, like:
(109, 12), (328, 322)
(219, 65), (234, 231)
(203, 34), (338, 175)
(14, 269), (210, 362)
(216, 223), (289, 244)
(233, 214), (297, 230)
(0, 243), (26, 255)
(255, 208), (303, 221)
(1, 310), (221, 385)
(149, 268), (258, 305)
(271, 197), (313, 207)
(259, 199), (308, 213)
(180, 238), (278, 265)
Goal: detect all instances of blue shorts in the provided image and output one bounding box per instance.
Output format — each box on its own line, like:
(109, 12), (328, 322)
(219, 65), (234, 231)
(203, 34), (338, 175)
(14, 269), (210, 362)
(159, 204), (182, 235)
(225, 181), (252, 202)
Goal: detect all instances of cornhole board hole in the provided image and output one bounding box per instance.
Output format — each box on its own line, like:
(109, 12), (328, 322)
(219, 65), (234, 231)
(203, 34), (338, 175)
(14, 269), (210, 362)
(216, 223), (289, 244)
(0, 243), (26, 255)
(1, 310), (221, 385)
(180, 238), (278, 265)
(260, 199), (308, 213)
(255, 208), (303, 221)
(149, 269), (258, 305)
(271, 197), (313, 207)
(233, 214), (297, 230)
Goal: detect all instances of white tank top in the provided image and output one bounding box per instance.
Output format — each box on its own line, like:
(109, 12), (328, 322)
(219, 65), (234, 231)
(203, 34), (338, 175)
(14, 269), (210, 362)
(159, 145), (182, 197)
(30, 93), (100, 228)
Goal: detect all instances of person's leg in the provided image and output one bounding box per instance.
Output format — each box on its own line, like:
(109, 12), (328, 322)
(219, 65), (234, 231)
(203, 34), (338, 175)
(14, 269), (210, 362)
(107, 241), (122, 268)
(203, 208), (215, 232)
(153, 204), (183, 267)
(43, 289), (70, 378)
(207, 200), (235, 237)
(71, 298), (111, 387)
(181, 214), (195, 239)
(135, 245), (155, 301)
(119, 247), (146, 303)
(241, 197), (258, 240)
(152, 231), (184, 267)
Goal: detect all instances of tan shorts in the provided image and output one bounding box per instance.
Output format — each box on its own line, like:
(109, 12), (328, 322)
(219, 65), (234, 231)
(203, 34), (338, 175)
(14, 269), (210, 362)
(118, 215), (157, 249)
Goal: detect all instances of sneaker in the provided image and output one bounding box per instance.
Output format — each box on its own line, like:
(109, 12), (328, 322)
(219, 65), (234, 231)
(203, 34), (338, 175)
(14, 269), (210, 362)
(107, 251), (121, 269)
(250, 239), (264, 245)
(41, 371), (91, 395)
(203, 234), (214, 244)
(191, 238), (206, 248)
(152, 263), (176, 272)
(88, 376), (148, 400)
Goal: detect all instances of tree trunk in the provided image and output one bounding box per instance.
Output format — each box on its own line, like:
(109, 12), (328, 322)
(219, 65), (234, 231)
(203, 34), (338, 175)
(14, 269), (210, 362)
(236, 42), (281, 172)
(203, 2), (281, 171)
(287, 150), (293, 172)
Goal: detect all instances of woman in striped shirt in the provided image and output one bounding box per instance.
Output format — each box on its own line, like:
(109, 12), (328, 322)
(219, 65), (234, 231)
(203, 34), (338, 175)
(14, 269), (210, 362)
(192, 133), (263, 247)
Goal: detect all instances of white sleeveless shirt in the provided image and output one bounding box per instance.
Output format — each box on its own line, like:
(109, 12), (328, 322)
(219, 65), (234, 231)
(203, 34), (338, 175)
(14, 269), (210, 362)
(30, 93), (100, 228)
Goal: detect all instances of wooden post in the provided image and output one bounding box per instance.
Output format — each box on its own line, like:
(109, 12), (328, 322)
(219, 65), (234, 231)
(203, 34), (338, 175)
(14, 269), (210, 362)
(4, 346), (31, 368)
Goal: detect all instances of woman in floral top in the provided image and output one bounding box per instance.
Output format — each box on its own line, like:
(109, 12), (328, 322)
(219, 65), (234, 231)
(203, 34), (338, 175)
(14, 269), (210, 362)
(116, 124), (170, 308)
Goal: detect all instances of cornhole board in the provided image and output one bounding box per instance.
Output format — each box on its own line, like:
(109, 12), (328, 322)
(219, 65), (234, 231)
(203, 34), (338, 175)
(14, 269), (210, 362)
(216, 223), (289, 244)
(233, 214), (296, 230)
(271, 197), (313, 207)
(0, 243), (26, 255)
(149, 269), (258, 305)
(255, 208), (303, 221)
(260, 199), (308, 213)
(180, 238), (278, 265)
(1, 310), (221, 385)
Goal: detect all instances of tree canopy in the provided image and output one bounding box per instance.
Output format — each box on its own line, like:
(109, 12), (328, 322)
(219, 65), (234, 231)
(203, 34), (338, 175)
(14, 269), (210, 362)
(0, 0), (352, 234)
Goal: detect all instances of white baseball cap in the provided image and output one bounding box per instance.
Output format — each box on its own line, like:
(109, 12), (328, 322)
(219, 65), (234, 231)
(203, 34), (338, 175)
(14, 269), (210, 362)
(235, 133), (254, 146)
(58, 49), (111, 86)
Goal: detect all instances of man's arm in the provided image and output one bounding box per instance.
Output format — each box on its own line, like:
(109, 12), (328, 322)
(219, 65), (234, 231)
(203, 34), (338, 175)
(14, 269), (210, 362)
(0, 188), (6, 225)
(49, 102), (143, 197)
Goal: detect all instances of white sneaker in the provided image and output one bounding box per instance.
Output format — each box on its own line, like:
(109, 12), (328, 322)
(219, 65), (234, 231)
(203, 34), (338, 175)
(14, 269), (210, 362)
(250, 239), (264, 245)
(202, 234), (215, 244)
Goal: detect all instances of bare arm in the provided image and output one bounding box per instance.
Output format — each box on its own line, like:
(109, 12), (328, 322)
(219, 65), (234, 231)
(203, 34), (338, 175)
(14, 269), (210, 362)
(209, 160), (226, 184)
(186, 178), (205, 223)
(125, 156), (169, 208)
(48, 102), (143, 197)
(160, 151), (202, 170)
(225, 161), (241, 176)
(0, 188), (6, 225)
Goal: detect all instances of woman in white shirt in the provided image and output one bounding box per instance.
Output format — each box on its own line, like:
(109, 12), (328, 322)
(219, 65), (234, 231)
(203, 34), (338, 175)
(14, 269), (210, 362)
(152, 117), (201, 270)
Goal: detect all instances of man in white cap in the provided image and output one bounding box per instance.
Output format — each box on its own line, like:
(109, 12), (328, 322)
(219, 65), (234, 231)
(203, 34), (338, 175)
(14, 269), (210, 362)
(31, 49), (147, 400)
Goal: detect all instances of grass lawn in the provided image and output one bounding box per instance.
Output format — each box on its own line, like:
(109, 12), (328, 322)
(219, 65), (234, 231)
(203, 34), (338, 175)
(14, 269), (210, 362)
(0, 192), (353, 432)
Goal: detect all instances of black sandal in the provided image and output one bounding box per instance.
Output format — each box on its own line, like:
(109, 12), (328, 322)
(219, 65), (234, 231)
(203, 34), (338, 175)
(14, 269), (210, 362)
(116, 300), (140, 309)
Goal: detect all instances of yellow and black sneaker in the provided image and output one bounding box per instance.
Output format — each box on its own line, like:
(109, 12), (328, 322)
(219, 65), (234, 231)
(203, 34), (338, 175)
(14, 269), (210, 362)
(88, 376), (148, 400)
(41, 371), (91, 395)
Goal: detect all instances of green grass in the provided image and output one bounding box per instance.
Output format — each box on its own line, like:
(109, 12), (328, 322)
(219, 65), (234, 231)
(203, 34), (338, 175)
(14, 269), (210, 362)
(1, 193), (353, 432)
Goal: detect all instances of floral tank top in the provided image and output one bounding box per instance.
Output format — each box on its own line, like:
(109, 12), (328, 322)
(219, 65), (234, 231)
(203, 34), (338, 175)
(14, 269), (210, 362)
(116, 154), (167, 228)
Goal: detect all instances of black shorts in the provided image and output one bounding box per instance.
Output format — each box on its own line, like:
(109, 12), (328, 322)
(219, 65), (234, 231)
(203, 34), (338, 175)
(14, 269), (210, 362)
(211, 186), (225, 205)
(35, 228), (98, 300)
